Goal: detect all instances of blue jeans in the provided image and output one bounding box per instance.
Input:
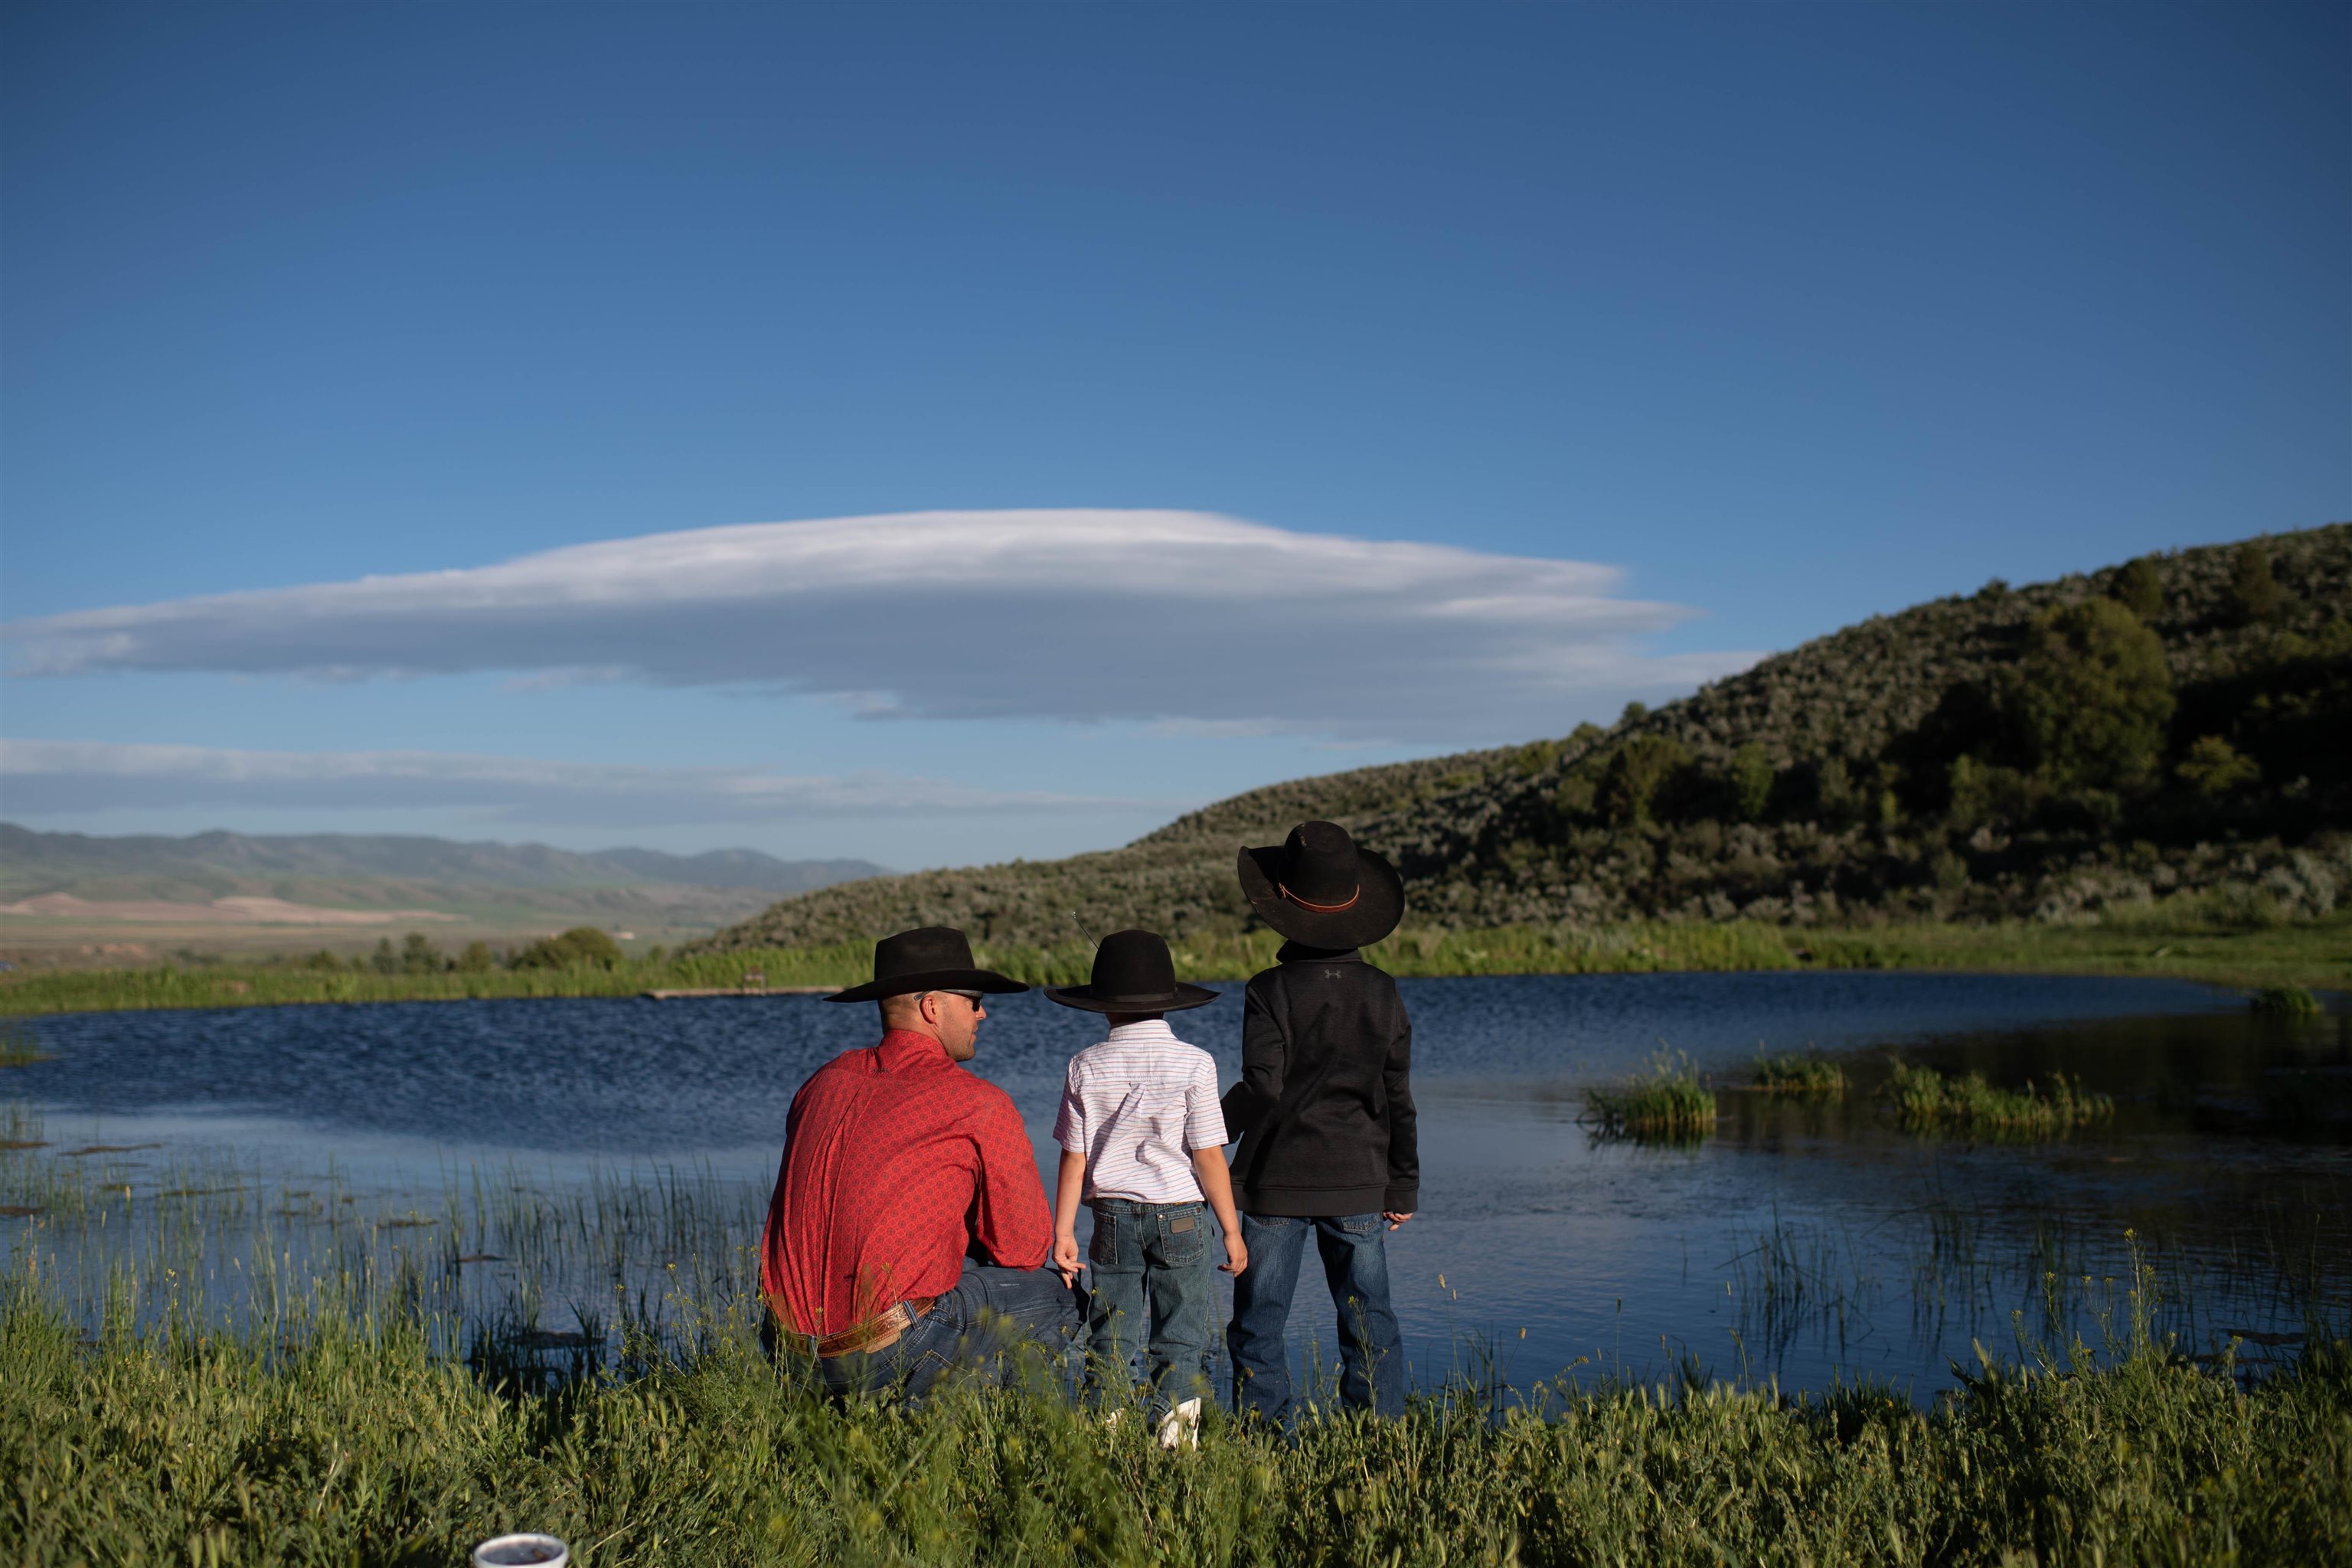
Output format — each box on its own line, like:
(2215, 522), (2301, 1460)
(1227, 1212), (1404, 1419)
(1084, 1198), (1217, 1410)
(803, 1261), (1081, 1405)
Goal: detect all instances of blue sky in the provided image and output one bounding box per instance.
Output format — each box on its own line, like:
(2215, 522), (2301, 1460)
(3, 2), (2345, 869)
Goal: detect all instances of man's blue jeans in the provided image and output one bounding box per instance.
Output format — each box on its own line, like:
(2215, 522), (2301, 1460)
(1226, 1212), (1405, 1419)
(807, 1261), (1081, 1404)
(1083, 1197), (1217, 1410)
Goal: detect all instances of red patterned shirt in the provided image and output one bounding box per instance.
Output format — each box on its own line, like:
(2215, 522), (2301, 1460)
(760, 1028), (1054, 1336)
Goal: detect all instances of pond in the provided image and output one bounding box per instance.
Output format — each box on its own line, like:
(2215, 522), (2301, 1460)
(4, 970), (2346, 1402)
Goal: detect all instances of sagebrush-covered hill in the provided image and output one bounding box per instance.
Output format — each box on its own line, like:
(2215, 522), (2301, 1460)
(697, 524), (2351, 952)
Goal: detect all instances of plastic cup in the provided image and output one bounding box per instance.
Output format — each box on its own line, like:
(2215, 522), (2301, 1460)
(472, 1534), (569, 1567)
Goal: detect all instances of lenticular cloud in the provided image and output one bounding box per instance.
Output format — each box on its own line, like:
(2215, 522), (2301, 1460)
(2, 510), (1746, 740)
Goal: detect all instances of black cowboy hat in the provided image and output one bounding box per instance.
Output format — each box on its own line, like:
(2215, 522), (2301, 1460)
(1236, 820), (1403, 949)
(825, 926), (1030, 1004)
(1045, 929), (1220, 1015)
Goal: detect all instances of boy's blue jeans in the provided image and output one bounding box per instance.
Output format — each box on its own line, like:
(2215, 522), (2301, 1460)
(801, 1260), (1080, 1406)
(1227, 1212), (1405, 1419)
(1084, 1197), (1217, 1409)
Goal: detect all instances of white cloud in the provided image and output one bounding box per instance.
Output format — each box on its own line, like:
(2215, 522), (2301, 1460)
(0, 740), (1160, 827)
(3, 510), (1755, 741)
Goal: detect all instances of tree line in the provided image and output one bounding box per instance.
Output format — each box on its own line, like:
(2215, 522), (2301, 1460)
(300, 926), (639, 975)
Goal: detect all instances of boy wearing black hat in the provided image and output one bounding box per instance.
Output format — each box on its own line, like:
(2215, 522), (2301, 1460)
(1047, 929), (1247, 1445)
(1221, 821), (1418, 1420)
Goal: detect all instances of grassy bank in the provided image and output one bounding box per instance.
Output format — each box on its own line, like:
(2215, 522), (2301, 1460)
(0, 1278), (2344, 1567)
(2, 914), (2343, 1017)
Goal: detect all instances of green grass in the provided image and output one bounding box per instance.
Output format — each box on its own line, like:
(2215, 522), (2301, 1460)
(2, 1272), (2347, 1566)
(1883, 1061), (2115, 1138)
(1752, 1054), (1847, 1095)
(1583, 1052), (1718, 1138)
(2251, 984), (2324, 1018)
(4, 914), (2341, 1017)
(1797, 911), (2351, 991)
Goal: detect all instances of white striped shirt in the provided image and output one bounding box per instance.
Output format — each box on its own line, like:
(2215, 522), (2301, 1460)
(1052, 1020), (1231, 1204)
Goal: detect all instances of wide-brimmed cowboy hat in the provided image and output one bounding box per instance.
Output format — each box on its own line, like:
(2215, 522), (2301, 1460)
(1236, 820), (1403, 949)
(1045, 929), (1220, 1014)
(825, 926), (1030, 1004)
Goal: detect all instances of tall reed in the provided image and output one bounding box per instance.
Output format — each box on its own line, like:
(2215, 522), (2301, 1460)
(1583, 1050), (1717, 1138)
(1751, 1053), (1846, 1095)
(1883, 1060), (2115, 1136)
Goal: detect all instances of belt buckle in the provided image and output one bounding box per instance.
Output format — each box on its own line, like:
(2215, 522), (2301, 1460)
(817, 1299), (912, 1359)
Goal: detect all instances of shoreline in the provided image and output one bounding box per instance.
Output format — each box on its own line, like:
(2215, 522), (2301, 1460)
(2, 915), (2342, 1017)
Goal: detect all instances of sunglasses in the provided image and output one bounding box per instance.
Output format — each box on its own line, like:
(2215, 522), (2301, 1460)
(936, 989), (987, 1006)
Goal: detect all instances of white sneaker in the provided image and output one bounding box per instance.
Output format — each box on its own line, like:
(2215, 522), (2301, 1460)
(1155, 1397), (1203, 1451)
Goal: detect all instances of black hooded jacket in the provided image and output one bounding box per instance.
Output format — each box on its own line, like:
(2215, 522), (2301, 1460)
(1218, 942), (1418, 1217)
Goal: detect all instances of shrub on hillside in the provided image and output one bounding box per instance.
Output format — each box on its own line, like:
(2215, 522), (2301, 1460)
(1812, 757), (1861, 825)
(512, 927), (625, 970)
(2001, 599), (2174, 791)
(1725, 742), (1773, 822)
(2227, 542), (2284, 626)
(2177, 736), (2260, 797)
(2113, 555), (2165, 619)
(1601, 736), (1690, 827)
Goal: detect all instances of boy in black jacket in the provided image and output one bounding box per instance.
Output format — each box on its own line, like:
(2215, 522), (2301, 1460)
(1220, 821), (1417, 1419)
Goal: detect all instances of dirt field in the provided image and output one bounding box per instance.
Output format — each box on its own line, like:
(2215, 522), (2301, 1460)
(0, 893), (463, 925)
(0, 906), (721, 970)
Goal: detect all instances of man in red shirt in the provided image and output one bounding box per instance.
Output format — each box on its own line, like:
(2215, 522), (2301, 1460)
(761, 926), (1080, 1400)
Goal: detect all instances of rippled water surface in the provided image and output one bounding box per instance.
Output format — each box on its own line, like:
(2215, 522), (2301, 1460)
(6, 971), (2347, 1399)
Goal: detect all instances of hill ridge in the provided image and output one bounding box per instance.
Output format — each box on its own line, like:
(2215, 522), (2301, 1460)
(697, 524), (2350, 953)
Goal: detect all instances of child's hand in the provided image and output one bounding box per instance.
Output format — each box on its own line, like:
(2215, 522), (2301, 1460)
(1220, 1233), (1248, 1276)
(1053, 1233), (1082, 1285)
(1383, 1211), (1415, 1231)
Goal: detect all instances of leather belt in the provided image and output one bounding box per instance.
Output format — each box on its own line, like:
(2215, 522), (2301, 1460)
(812, 1295), (937, 1359)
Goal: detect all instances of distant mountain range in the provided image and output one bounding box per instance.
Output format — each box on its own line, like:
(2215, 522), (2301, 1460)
(697, 522), (2350, 952)
(0, 825), (882, 896)
(0, 825), (887, 934)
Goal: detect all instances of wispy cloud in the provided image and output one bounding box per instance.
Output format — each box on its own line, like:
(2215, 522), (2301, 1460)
(0, 740), (1160, 827)
(4, 510), (1756, 741)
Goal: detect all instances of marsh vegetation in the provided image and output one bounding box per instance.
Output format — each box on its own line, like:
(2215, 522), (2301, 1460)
(5, 969), (2344, 1561)
(1582, 1052), (1718, 1138)
(2251, 983), (2323, 1017)
(1881, 1061), (2115, 1137)
(3, 1096), (2347, 1566)
(1751, 1053), (1847, 1095)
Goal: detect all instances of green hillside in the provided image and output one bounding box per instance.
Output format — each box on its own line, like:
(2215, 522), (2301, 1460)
(697, 524), (2350, 954)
